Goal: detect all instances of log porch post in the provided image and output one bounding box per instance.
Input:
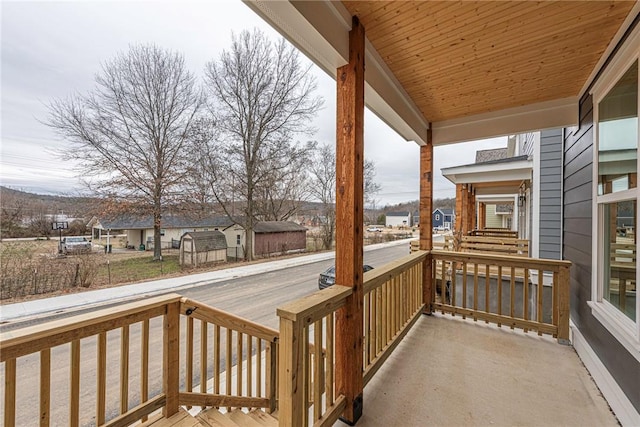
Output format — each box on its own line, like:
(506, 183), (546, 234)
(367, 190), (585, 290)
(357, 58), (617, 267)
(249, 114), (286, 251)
(420, 131), (434, 314)
(455, 184), (463, 236)
(335, 15), (365, 425)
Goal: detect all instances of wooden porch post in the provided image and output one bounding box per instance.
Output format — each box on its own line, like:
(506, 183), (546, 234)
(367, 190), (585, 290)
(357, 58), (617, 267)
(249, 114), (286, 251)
(335, 15), (365, 425)
(461, 184), (469, 235)
(420, 131), (434, 314)
(455, 184), (463, 234)
(469, 188), (476, 232)
(479, 202), (486, 230)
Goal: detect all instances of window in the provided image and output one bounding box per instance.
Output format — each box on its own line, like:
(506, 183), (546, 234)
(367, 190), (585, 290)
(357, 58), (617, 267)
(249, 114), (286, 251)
(435, 214), (440, 221)
(591, 53), (639, 354)
(236, 234), (241, 245)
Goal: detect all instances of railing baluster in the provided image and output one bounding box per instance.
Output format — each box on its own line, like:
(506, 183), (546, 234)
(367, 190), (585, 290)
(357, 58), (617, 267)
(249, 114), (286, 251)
(451, 261), (456, 307)
(314, 320), (323, 421)
(40, 349), (51, 427)
(201, 321), (208, 396)
(256, 339), (262, 399)
(214, 325), (220, 396)
(140, 319), (149, 421)
(484, 264), (490, 323)
(226, 328), (232, 412)
(552, 271), (559, 337)
(376, 287), (382, 355)
(364, 292), (370, 366)
(96, 332), (106, 425)
(326, 313), (334, 407)
(523, 269), (530, 332)
(70, 340), (80, 427)
(5, 358), (16, 427)
(497, 265), (502, 326)
(462, 262), (468, 318)
(246, 334), (252, 400)
(120, 325), (130, 414)
(186, 316), (194, 396)
(510, 267), (516, 328)
(473, 263), (479, 321)
(268, 342), (277, 413)
(237, 332), (243, 400)
(537, 268), (544, 335)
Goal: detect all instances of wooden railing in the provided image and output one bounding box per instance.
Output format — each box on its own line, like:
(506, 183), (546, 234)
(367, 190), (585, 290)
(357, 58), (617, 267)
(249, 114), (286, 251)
(469, 228), (518, 238)
(430, 250), (571, 342)
(277, 251), (426, 427)
(0, 293), (279, 426)
(362, 251), (426, 385)
(277, 285), (351, 427)
(179, 298), (279, 413)
(460, 235), (529, 257)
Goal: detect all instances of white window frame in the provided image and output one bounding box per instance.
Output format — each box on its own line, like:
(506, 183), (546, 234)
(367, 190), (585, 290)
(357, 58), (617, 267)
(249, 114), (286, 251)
(435, 214), (440, 221)
(589, 27), (640, 361)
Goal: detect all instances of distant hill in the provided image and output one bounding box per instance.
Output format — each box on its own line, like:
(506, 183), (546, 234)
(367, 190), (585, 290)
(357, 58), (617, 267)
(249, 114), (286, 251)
(0, 186), (99, 218)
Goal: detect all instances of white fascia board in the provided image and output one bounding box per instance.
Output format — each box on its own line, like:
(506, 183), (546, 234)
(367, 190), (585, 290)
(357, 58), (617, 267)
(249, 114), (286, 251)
(476, 194), (517, 203)
(244, 0), (430, 145)
(442, 159), (533, 185)
(431, 97), (578, 146)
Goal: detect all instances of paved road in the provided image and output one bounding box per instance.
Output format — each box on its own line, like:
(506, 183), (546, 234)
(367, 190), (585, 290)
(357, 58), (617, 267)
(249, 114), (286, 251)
(1, 244), (410, 425)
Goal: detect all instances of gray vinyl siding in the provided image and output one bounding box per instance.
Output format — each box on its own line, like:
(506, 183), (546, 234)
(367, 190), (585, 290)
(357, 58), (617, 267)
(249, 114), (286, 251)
(539, 129), (562, 260)
(563, 94), (640, 413)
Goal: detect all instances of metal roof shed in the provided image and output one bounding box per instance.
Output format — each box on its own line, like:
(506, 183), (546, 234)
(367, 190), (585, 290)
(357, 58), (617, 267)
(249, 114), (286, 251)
(179, 231), (228, 267)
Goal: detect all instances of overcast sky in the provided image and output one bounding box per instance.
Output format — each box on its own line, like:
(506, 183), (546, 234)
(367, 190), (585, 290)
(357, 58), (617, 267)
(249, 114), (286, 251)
(1, 1), (506, 206)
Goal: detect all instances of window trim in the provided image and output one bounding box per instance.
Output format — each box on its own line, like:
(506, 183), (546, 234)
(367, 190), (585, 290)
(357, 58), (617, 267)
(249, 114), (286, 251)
(589, 28), (640, 354)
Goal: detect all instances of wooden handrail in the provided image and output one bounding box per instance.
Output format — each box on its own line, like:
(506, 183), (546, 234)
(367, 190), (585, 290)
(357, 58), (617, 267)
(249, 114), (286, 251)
(0, 293), (182, 362)
(277, 285), (352, 323)
(431, 250), (571, 270)
(180, 297), (279, 342)
(363, 250), (427, 293)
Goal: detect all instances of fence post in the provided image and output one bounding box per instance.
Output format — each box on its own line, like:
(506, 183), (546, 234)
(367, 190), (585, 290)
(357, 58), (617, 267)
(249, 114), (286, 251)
(277, 312), (305, 427)
(557, 264), (571, 344)
(163, 301), (180, 417)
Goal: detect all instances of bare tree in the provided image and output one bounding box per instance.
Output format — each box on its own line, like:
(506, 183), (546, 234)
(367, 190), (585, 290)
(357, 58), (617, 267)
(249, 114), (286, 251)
(46, 44), (204, 260)
(202, 29), (322, 260)
(308, 142), (381, 249)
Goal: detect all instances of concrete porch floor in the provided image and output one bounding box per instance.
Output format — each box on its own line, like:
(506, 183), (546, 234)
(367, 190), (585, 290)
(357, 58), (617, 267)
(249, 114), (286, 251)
(337, 314), (618, 427)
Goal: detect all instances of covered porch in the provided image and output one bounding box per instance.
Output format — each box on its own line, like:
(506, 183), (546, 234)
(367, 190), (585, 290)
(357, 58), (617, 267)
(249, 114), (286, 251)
(337, 313), (616, 427)
(1, 1), (638, 426)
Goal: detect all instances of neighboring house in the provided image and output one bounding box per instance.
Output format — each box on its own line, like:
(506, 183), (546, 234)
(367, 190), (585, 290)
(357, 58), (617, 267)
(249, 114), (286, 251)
(92, 215), (232, 250)
(386, 211), (412, 228)
(93, 215), (307, 259)
(412, 210), (419, 227)
(179, 231), (227, 267)
(432, 208), (454, 230)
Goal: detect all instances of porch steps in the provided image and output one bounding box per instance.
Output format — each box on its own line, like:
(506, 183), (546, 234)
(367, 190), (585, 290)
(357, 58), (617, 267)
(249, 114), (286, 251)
(137, 408), (277, 427)
(139, 409), (204, 426)
(197, 408), (278, 427)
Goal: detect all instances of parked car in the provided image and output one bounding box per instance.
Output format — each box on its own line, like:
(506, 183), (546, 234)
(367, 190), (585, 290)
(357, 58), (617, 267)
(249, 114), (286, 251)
(60, 236), (92, 254)
(367, 227), (383, 232)
(318, 264), (374, 290)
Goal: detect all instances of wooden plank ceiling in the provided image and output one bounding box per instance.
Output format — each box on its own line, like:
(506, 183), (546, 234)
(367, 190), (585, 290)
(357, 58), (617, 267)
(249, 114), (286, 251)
(341, 1), (636, 124)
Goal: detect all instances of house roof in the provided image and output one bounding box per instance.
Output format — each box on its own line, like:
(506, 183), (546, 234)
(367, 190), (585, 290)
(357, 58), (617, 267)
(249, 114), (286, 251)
(247, 1), (637, 145)
(434, 208), (454, 215)
(387, 211), (410, 217)
(476, 148), (508, 163)
(254, 221), (308, 233)
(97, 214), (233, 230)
(182, 231), (228, 252)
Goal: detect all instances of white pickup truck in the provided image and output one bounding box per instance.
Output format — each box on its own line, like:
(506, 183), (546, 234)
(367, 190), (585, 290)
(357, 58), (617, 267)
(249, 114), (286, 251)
(60, 236), (92, 254)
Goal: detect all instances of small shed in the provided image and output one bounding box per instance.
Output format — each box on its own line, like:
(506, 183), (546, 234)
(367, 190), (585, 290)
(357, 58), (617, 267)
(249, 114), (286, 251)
(180, 231), (227, 267)
(254, 221), (307, 257)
